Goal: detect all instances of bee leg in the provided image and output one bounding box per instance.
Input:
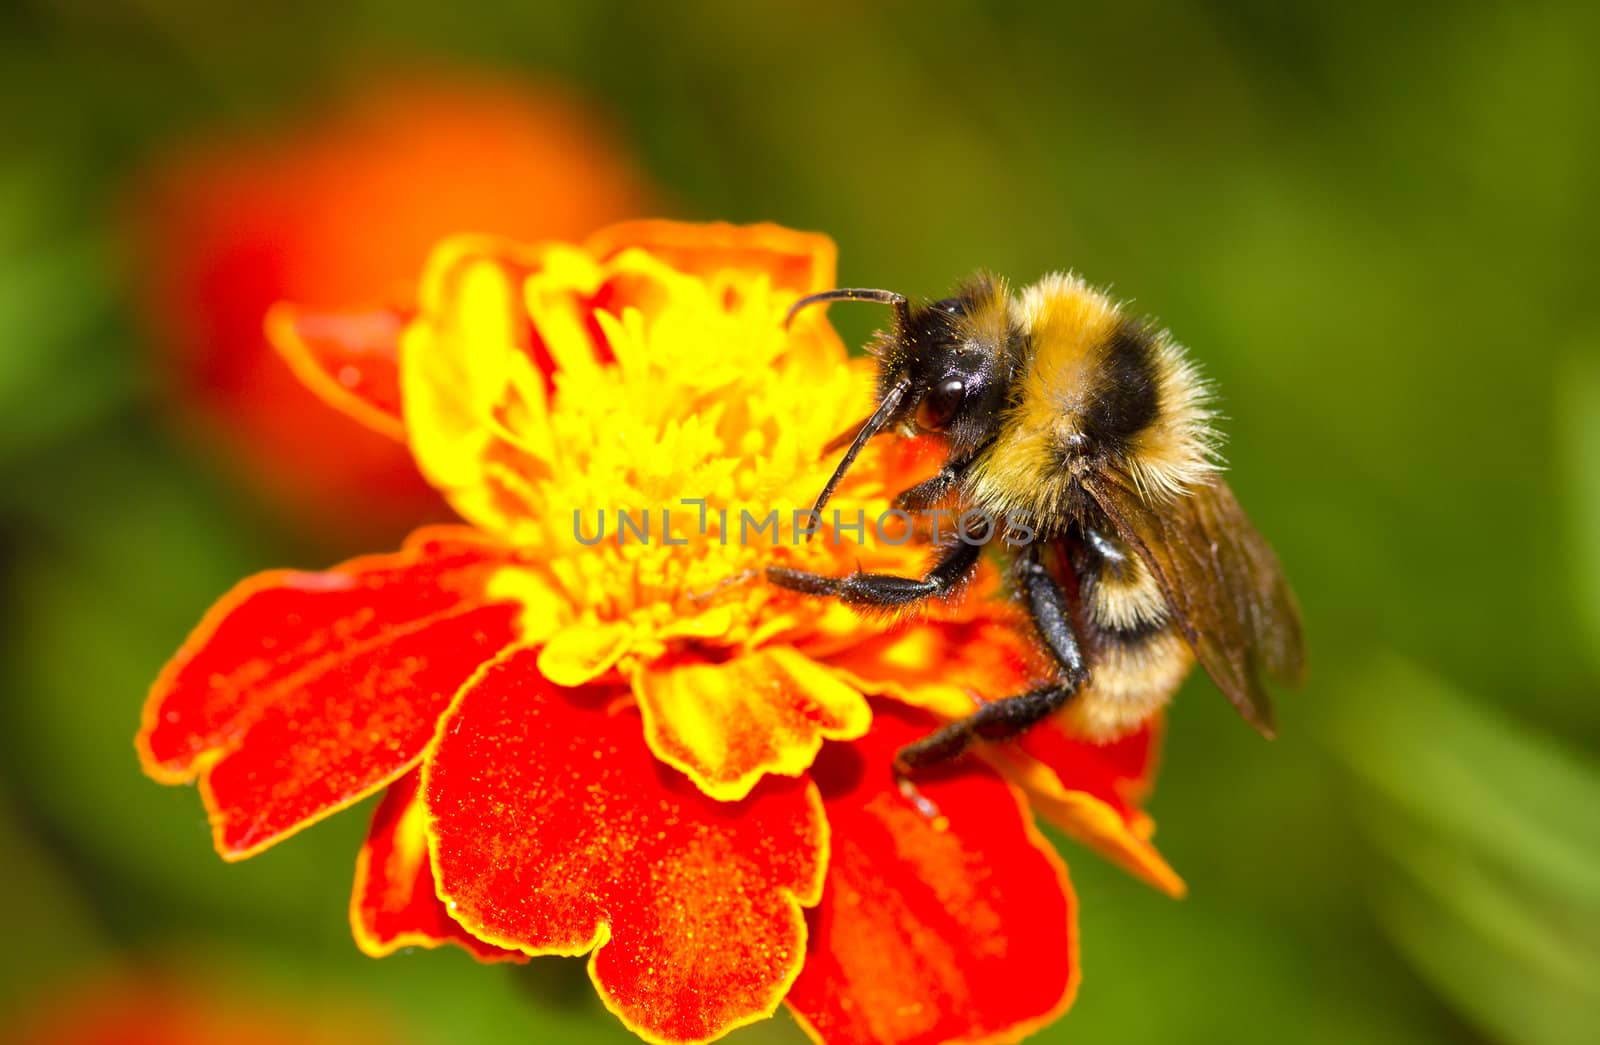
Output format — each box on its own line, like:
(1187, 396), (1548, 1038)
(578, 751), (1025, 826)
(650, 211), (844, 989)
(766, 538), (982, 609)
(894, 684), (1078, 775)
(895, 547), (1088, 771)
(892, 440), (996, 511)
(1015, 549), (1089, 691)
(893, 459), (970, 511)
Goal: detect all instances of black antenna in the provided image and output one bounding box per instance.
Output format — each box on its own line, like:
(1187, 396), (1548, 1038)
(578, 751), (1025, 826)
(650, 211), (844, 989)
(785, 286), (914, 540)
(807, 380), (909, 535)
(785, 287), (910, 338)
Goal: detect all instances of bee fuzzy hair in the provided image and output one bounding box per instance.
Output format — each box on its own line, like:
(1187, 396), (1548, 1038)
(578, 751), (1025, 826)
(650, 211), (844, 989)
(1125, 320), (1223, 502)
(1015, 272), (1222, 506)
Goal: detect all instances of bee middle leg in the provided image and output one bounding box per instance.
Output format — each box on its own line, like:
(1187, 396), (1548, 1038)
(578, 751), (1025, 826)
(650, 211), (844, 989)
(895, 546), (1088, 772)
(766, 538), (982, 609)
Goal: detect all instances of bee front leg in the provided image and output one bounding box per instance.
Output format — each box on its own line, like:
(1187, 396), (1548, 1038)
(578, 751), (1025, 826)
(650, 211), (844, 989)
(766, 538), (982, 609)
(892, 440), (998, 511)
(895, 546), (1088, 772)
(892, 458), (972, 511)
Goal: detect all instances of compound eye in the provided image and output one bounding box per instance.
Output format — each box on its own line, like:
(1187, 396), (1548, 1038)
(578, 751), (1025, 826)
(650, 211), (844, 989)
(916, 378), (966, 432)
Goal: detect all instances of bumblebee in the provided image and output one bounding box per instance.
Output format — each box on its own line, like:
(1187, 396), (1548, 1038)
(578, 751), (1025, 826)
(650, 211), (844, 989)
(769, 273), (1305, 771)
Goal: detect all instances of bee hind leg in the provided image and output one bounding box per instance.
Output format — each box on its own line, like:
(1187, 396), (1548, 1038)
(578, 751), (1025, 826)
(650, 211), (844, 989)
(893, 683), (1079, 773)
(896, 543), (1088, 773)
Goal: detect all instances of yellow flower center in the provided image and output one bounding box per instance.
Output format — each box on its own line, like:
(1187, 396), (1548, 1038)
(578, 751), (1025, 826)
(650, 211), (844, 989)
(399, 234), (924, 679)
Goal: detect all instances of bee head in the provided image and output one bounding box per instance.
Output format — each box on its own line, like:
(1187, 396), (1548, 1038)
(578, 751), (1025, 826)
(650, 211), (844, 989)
(786, 276), (1022, 519)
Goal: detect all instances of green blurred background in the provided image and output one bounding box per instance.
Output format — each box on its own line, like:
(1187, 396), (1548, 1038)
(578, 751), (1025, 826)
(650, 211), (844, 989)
(3, 1), (1598, 1042)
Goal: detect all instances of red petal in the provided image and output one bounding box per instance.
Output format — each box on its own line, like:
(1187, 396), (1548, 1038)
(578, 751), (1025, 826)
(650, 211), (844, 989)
(786, 703), (1078, 1045)
(350, 770), (524, 962)
(1020, 716), (1164, 825)
(266, 303), (411, 440)
(138, 526), (522, 859)
(424, 649), (826, 1044)
(584, 220), (838, 297)
(986, 716), (1184, 897)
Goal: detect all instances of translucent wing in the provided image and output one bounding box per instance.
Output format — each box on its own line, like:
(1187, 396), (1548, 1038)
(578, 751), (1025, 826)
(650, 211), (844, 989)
(1085, 473), (1305, 736)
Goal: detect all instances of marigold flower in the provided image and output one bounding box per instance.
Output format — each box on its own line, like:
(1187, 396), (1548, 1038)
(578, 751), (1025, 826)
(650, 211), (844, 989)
(138, 220), (1183, 1045)
(128, 71), (650, 541)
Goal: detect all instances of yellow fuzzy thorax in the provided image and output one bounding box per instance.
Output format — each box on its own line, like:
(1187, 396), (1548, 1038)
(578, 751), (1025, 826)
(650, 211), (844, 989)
(967, 272), (1219, 525)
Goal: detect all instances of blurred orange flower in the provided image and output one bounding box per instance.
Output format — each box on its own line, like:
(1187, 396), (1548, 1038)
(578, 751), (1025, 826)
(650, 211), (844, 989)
(138, 220), (1181, 1045)
(16, 968), (399, 1045)
(129, 71), (651, 542)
